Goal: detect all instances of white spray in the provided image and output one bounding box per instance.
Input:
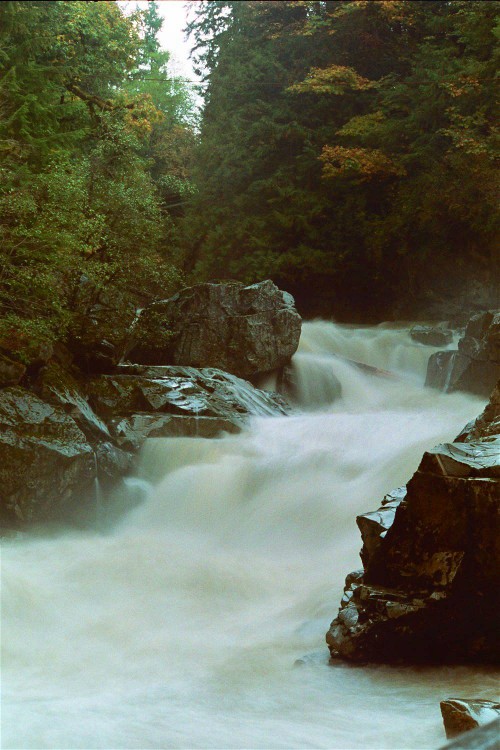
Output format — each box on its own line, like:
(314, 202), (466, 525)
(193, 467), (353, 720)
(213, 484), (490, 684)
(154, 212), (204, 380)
(2, 323), (495, 750)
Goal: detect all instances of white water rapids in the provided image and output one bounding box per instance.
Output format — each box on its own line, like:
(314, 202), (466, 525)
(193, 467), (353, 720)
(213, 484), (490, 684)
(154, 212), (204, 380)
(2, 322), (498, 750)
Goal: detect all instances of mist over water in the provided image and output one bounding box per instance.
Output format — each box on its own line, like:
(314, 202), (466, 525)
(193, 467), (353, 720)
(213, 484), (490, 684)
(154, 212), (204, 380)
(2, 322), (496, 750)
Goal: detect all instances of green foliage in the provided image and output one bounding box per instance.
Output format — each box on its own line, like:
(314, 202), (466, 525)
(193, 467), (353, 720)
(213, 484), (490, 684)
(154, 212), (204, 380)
(183, 0), (499, 318)
(0, 0), (195, 362)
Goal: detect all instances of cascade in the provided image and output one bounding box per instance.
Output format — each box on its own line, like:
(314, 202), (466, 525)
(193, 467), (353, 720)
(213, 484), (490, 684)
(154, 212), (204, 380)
(2, 322), (492, 750)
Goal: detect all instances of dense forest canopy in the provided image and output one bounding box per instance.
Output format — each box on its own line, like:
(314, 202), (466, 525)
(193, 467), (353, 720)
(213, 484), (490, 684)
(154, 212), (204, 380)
(0, 0), (196, 363)
(184, 0), (499, 318)
(0, 0), (498, 366)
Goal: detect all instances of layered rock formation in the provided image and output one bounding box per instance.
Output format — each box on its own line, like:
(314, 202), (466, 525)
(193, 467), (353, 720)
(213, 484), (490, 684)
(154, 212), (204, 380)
(0, 388), (96, 524)
(0, 280), (298, 528)
(0, 367), (289, 527)
(127, 280), (302, 379)
(326, 379), (500, 663)
(426, 312), (500, 397)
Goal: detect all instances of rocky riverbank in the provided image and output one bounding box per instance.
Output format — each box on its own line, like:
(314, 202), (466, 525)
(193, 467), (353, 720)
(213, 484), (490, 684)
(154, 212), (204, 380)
(326, 377), (499, 663)
(0, 280), (301, 528)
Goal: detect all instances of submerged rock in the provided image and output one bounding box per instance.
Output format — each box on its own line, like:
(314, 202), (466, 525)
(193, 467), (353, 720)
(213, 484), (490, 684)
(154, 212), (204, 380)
(326, 380), (500, 664)
(440, 699), (500, 740)
(426, 312), (500, 396)
(410, 326), (453, 347)
(127, 280), (302, 379)
(0, 387), (95, 524)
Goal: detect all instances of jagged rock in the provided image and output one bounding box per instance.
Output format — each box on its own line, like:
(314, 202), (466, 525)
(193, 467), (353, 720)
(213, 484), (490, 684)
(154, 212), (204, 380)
(467, 382), (500, 441)
(440, 700), (500, 739)
(95, 441), (134, 484)
(0, 387), (95, 525)
(108, 414), (240, 451)
(88, 366), (290, 423)
(356, 487), (406, 567)
(36, 363), (111, 442)
(0, 353), (26, 388)
(426, 350), (457, 391)
(410, 326), (453, 347)
(126, 280), (302, 379)
(438, 718), (500, 750)
(426, 312), (500, 396)
(326, 383), (500, 664)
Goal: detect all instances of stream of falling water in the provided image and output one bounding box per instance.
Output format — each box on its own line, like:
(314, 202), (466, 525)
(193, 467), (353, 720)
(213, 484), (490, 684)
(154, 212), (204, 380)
(2, 322), (497, 750)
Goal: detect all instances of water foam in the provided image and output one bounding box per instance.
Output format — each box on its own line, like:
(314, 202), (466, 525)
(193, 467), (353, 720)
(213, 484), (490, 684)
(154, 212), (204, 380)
(2, 322), (494, 750)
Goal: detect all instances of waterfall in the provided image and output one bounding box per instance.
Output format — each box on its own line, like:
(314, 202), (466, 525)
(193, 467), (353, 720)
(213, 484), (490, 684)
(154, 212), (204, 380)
(2, 322), (492, 750)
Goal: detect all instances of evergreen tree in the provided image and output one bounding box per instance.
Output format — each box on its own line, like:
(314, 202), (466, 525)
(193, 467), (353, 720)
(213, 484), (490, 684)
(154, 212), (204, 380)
(184, 0), (499, 318)
(0, 1), (196, 362)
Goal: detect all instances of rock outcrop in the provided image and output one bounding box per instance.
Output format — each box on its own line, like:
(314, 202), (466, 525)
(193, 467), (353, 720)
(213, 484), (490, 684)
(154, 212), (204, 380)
(440, 700), (500, 740)
(426, 312), (500, 397)
(326, 379), (500, 664)
(1, 279), (296, 528)
(0, 366), (289, 527)
(0, 388), (96, 525)
(410, 326), (453, 347)
(127, 280), (302, 379)
(89, 365), (289, 422)
(438, 718), (500, 750)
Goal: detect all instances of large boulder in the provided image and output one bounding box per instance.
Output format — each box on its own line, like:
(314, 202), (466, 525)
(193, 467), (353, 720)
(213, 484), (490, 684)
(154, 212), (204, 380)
(426, 312), (500, 397)
(0, 388), (96, 525)
(326, 380), (500, 664)
(126, 280), (302, 379)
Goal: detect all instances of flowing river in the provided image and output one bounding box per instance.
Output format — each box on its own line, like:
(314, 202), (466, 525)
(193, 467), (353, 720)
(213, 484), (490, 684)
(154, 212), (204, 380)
(2, 322), (497, 750)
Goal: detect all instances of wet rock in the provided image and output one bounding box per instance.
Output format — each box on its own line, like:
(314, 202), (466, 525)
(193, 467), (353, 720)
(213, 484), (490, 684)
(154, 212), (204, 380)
(410, 326), (453, 347)
(0, 353), (26, 388)
(326, 383), (500, 664)
(36, 363), (111, 442)
(95, 441), (134, 484)
(426, 350), (457, 391)
(356, 487), (406, 567)
(88, 366), (290, 423)
(438, 717), (500, 750)
(108, 414), (240, 451)
(467, 382), (500, 441)
(426, 312), (500, 396)
(440, 699), (500, 739)
(0, 387), (95, 525)
(126, 280), (302, 379)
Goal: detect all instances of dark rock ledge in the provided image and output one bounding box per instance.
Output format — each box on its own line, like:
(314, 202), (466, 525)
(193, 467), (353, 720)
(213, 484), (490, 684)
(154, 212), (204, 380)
(426, 311), (499, 397)
(0, 280), (300, 528)
(326, 379), (500, 664)
(440, 699), (500, 740)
